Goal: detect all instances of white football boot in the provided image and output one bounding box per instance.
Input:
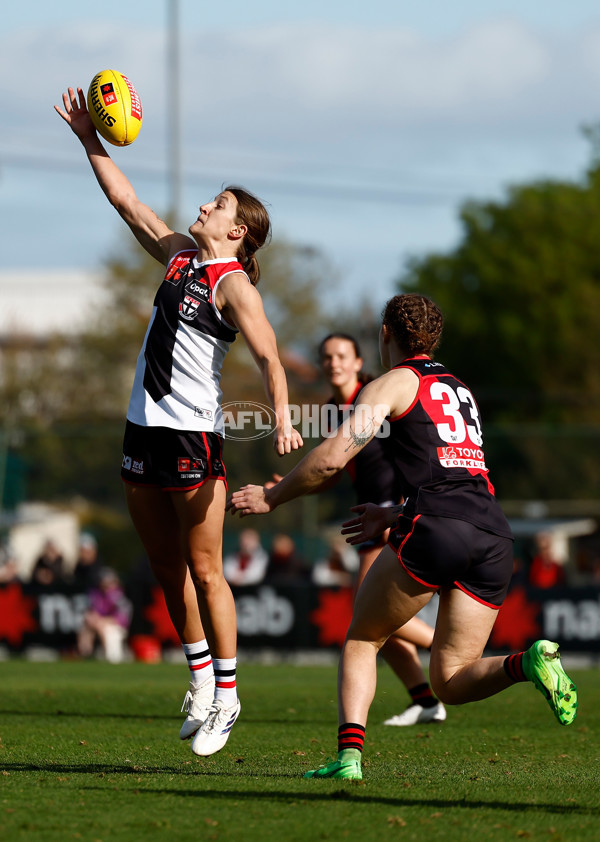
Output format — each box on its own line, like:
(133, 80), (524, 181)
(179, 675), (215, 740)
(191, 698), (241, 756)
(383, 701), (446, 727)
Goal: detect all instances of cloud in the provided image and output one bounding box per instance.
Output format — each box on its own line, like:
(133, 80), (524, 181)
(0, 17), (596, 185)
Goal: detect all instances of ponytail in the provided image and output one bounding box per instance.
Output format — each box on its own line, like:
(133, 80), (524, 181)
(225, 185), (271, 287)
(243, 253), (260, 286)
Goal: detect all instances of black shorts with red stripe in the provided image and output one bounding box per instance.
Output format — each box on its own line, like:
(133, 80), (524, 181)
(121, 420), (227, 491)
(388, 513), (513, 608)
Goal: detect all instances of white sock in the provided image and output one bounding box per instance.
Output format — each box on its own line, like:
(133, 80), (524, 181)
(213, 657), (237, 706)
(182, 639), (214, 687)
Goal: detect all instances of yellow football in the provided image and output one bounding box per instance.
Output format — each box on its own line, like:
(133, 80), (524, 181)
(87, 69), (143, 147)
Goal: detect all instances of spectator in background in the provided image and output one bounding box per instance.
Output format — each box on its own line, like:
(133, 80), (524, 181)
(0, 545), (20, 585)
(223, 528), (269, 587)
(312, 538), (357, 588)
(31, 539), (66, 589)
(509, 554), (529, 590)
(528, 532), (566, 589)
(77, 568), (132, 663)
(265, 534), (310, 584)
(72, 533), (102, 592)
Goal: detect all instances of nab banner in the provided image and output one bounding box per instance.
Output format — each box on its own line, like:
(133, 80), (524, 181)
(1, 581), (599, 654)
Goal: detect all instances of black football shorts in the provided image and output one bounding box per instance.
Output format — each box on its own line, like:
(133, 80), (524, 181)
(388, 513), (513, 608)
(121, 420), (227, 490)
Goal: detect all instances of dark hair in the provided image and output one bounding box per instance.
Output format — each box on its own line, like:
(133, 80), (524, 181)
(318, 333), (372, 385)
(382, 294), (443, 357)
(225, 185), (271, 286)
(318, 332), (362, 360)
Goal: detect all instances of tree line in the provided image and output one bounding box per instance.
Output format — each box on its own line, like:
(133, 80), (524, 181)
(1, 151), (599, 568)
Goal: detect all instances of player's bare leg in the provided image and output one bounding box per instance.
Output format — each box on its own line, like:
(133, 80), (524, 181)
(125, 485), (204, 641)
(357, 544), (443, 725)
(170, 481), (241, 756)
(429, 588), (577, 724)
(305, 547), (434, 780)
(170, 480), (236, 658)
(341, 546), (435, 724)
(430, 588), (527, 702)
(125, 484), (217, 740)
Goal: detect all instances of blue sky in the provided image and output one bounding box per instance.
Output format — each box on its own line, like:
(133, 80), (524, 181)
(2, 1), (600, 314)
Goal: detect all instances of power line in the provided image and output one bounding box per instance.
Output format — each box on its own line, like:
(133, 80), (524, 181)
(0, 150), (470, 207)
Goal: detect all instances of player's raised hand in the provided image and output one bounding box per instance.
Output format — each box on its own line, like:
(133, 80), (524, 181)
(54, 87), (96, 140)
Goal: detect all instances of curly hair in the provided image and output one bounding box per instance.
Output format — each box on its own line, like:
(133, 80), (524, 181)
(382, 294), (443, 357)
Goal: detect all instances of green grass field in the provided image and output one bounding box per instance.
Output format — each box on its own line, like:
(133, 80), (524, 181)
(0, 658), (598, 842)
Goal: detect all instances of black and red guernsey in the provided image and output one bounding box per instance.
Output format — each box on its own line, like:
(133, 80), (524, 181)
(389, 357), (512, 539)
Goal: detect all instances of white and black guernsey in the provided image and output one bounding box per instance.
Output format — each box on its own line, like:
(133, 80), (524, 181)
(390, 357), (513, 539)
(127, 250), (247, 435)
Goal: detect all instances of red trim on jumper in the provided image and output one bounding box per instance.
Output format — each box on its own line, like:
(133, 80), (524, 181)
(453, 581), (501, 610)
(340, 382), (363, 409)
(388, 356), (431, 422)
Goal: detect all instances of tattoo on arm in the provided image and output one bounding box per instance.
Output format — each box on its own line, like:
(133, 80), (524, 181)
(344, 418), (376, 453)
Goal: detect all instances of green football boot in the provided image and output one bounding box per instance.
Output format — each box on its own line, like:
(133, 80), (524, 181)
(522, 639), (578, 726)
(304, 756), (362, 780)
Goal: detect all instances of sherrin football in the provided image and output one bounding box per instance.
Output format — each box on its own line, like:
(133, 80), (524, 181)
(87, 70), (143, 147)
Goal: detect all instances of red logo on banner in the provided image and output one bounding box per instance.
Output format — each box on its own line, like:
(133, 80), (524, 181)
(310, 588), (354, 647)
(490, 586), (541, 651)
(0, 584), (38, 646)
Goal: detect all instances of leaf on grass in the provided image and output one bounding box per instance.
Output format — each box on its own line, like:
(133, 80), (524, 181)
(292, 751), (306, 756)
(205, 818), (218, 827)
(387, 816), (407, 827)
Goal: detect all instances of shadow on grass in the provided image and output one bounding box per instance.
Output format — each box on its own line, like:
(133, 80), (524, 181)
(0, 709), (323, 725)
(75, 784), (600, 816)
(0, 709), (176, 721)
(2, 763), (598, 817)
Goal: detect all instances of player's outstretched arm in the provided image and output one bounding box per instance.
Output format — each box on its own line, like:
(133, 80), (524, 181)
(218, 275), (303, 455)
(227, 380), (391, 516)
(54, 86), (193, 265)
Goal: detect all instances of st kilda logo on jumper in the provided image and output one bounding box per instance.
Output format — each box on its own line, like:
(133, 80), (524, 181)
(179, 295), (201, 320)
(100, 82), (118, 106)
